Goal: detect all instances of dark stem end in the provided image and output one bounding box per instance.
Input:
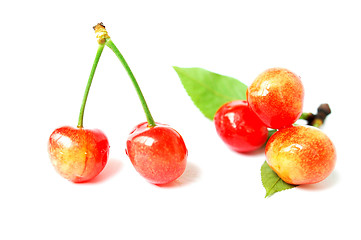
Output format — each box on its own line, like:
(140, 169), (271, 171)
(300, 112), (315, 123)
(93, 22), (110, 44)
(310, 103), (331, 128)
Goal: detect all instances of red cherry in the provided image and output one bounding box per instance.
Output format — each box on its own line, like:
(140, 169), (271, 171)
(126, 122), (188, 185)
(48, 126), (109, 183)
(247, 68), (304, 129)
(100, 27), (187, 184)
(214, 100), (268, 153)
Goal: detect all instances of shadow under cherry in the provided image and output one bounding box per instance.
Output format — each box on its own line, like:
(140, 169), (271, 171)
(297, 170), (339, 191)
(87, 158), (123, 184)
(157, 162), (201, 188)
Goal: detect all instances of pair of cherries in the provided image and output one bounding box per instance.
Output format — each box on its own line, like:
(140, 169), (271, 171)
(214, 68), (304, 153)
(214, 68), (336, 185)
(48, 23), (187, 184)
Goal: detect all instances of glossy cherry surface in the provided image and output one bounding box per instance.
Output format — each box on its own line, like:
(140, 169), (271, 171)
(126, 122), (187, 185)
(266, 125), (336, 185)
(48, 126), (109, 183)
(247, 68), (304, 129)
(214, 100), (268, 153)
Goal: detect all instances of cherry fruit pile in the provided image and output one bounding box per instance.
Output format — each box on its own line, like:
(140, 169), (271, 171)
(215, 68), (336, 185)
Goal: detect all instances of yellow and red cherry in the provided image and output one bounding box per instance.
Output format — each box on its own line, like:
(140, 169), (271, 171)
(265, 125), (336, 185)
(214, 100), (268, 153)
(247, 68), (304, 129)
(48, 42), (109, 182)
(48, 126), (109, 183)
(126, 122), (187, 185)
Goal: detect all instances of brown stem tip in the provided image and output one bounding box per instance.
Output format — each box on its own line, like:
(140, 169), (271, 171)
(93, 22), (110, 44)
(310, 103), (332, 128)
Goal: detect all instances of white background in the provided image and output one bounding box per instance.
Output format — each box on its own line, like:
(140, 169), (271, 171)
(1, 0), (360, 239)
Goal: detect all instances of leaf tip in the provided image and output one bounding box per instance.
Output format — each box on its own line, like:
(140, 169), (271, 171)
(261, 160), (297, 198)
(172, 66), (183, 73)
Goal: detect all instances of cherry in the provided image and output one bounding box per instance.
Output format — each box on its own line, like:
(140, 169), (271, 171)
(48, 126), (109, 183)
(265, 125), (336, 185)
(95, 23), (188, 184)
(214, 100), (268, 152)
(126, 122), (187, 184)
(247, 68), (304, 129)
(48, 38), (109, 182)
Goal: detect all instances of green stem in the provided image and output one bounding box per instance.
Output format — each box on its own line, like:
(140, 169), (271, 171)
(77, 44), (105, 128)
(267, 108), (326, 139)
(105, 38), (156, 127)
(299, 112), (313, 120)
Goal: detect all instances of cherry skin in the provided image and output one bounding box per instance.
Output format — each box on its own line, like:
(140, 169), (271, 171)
(126, 122), (187, 185)
(265, 125), (336, 185)
(48, 126), (109, 183)
(214, 100), (268, 153)
(247, 68), (304, 129)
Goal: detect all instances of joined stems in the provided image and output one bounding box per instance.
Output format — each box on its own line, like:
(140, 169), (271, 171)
(105, 38), (156, 127)
(77, 44), (105, 128)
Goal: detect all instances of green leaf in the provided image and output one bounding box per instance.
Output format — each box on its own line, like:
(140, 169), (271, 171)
(173, 67), (248, 120)
(261, 161), (297, 198)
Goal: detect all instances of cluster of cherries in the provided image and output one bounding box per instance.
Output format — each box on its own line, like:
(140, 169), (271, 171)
(214, 68), (336, 185)
(48, 23), (187, 184)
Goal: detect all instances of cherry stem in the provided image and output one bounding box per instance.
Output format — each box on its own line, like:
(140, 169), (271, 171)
(298, 103), (331, 128)
(77, 44), (105, 128)
(105, 38), (156, 127)
(267, 103), (331, 140)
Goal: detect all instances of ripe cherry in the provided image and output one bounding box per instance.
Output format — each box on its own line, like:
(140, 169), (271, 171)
(265, 125), (336, 185)
(126, 122), (187, 184)
(48, 126), (109, 183)
(247, 68), (304, 129)
(48, 40), (109, 182)
(214, 100), (268, 152)
(97, 23), (188, 184)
